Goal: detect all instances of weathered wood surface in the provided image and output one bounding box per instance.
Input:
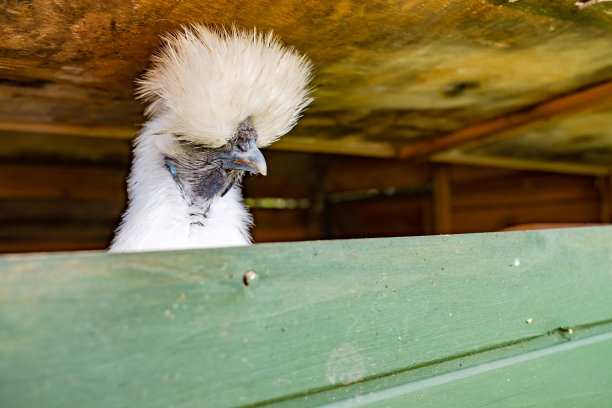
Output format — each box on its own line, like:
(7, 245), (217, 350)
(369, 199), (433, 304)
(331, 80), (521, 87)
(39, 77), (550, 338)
(1, 129), (607, 252)
(434, 90), (612, 175)
(1, 227), (611, 407)
(1, 0), (612, 166)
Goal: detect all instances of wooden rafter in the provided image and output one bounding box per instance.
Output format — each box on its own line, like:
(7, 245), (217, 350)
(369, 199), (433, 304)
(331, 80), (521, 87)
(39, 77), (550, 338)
(0, 121), (135, 139)
(398, 80), (612, 160)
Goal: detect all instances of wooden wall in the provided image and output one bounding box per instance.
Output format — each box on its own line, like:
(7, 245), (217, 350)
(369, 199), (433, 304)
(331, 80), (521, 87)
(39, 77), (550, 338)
(3, 227), (612, 407)
(0, 132), (609, 253)
(448, 166), (606, 233)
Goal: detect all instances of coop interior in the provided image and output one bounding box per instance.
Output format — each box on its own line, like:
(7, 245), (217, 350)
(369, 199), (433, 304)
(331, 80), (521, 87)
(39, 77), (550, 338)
(1, 0), (612, 253)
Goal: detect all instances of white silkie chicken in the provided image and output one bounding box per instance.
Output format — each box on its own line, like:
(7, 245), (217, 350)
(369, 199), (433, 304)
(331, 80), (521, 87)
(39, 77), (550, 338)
(110, 25), (312, 252)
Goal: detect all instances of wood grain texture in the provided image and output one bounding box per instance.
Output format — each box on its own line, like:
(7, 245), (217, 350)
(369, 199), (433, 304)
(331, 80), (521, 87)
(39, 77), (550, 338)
(406, 81), (612, 159)
(318, 329), (612, 407)
(0, 129), (606, 252)
(434, 93), (612, 175)
(449, 167), (603, 232)
(0, 164), (126, 199)
(329, 196), (431, 239)
(599, 175), (612, 223)
(1, 227), (611, 407)
(1, 0), (612, 164)
(432, 165), (452, 234)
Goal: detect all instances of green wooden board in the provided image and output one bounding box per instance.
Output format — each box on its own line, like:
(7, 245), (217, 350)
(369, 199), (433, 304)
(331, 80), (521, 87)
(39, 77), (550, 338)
(1, 227), (612, 407)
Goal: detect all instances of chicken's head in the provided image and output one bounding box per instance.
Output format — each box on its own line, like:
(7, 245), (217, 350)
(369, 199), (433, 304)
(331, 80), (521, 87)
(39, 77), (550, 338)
(135, 25), (313, 200)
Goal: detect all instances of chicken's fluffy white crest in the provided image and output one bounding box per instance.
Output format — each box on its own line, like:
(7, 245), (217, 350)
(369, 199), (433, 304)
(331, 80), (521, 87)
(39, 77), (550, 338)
(137, 25), (313, 148)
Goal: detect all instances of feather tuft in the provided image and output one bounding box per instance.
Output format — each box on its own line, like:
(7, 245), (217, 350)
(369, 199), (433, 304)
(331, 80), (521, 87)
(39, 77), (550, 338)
(136, 24), (313, 148)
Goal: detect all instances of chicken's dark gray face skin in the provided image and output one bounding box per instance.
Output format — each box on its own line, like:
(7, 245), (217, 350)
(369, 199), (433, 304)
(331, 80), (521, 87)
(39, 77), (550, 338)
(169, 118), (267, 202)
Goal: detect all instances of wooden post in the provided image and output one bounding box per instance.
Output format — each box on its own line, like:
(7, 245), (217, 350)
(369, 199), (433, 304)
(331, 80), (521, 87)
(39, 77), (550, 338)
(433, 164), (452, 234)
(307, 156), (331, 238)
(598, 175), (612, 223)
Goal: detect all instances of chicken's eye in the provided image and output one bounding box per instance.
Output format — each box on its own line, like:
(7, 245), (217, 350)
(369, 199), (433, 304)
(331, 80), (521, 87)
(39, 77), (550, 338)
(236, 140), (250, 152)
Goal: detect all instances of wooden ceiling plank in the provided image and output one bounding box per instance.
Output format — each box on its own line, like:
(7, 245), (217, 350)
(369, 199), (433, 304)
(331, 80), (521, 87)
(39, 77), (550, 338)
(0, 121), (136, 139)
(0, 121), (399, 158)
(431, 151), (612, 176)
(2, 1), (612, 164)
(399, 80), (612, 159)
(269, 136), (399, 158)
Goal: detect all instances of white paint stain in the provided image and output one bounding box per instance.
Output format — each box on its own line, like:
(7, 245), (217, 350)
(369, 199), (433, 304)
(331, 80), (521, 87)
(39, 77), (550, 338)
(325, 343), (365, 385)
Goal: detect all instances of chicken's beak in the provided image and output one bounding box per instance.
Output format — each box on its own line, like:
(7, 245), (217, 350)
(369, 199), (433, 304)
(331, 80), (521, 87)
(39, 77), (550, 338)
(219, 140), (268, 176)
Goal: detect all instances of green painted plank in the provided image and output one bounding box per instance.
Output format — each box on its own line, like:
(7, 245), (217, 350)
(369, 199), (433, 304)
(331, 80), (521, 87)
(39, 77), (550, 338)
(1, 227), (611, 407)
(269, 322), (612, 407)
(327, 328), (612, 408)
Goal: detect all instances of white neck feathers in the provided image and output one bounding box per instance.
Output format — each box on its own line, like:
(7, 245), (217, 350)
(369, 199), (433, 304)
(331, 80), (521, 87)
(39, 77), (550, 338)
(109, 120), (252, 253)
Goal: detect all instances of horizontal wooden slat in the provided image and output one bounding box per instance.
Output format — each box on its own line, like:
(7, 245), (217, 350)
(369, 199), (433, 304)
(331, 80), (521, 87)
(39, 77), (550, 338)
(270, 135), (399, 158)
(452, 201), (601, 233)
(451, 173), (599, 209)
(1, 227), (611, 407)
(0, 198), (124, 253)
(0, 198), (124, 222)
(243, 151), (321, 198)
(251, 209), (315, 243)
(329, 197), (431, 238)
(0, 131), (132, 162)
(324, 157), (432, 192)
(448, 165), (529, 183)
(0, 222), (116, 242)
(0, 120), (138, 139)
(0, 241), (109, 253)
(0, 163), (127, 200)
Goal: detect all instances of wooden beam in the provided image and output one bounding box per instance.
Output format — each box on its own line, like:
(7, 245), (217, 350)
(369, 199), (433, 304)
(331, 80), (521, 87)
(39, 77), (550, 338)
(432, 151), (612, 176)
(0, 121), (400, 158)
(1, 227), (612, 406)
(3, 80), (612, 162)
(269, 135), (398, 158)
(0, 121), (136, 139)
(0, 164), (126, 200)
(399, 80), (612, 159)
